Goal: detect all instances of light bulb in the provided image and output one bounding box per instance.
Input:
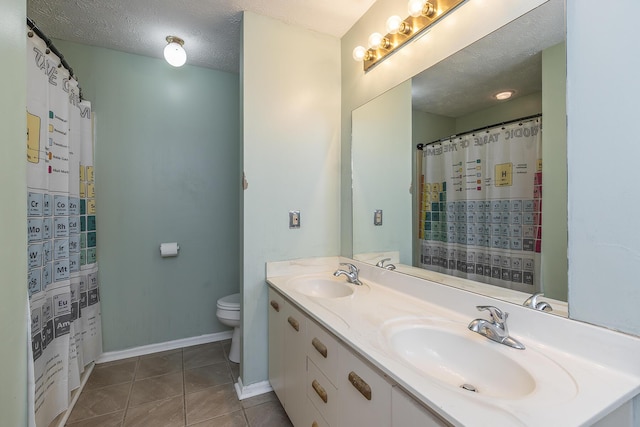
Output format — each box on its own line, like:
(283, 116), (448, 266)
(408, 0), (427, 17)
(164, 36), (186, 67)
(386, 16), (405, 34)
(387, 15), (412, 35)
(368, 32), (384, 49)
(353, 46), (367, 62)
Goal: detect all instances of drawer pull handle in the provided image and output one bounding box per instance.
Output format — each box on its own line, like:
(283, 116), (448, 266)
(348, 371), (372, 401)
(287, 316), (299, 331)
(312, 337), (328, 358)
(270, 300), (280, 312)
(312, 422), (319, 427)
(312, 379), (328, 403)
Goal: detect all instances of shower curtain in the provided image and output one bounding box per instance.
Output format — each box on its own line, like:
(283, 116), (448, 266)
(26, 29), (102, 427)
(417, 116), (542, 293)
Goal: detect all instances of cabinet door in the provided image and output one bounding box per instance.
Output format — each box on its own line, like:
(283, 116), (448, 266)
(283, 301), (308, 427)
(391, 387), (449, 427)
(268, 289), (285, 403)
(337, 346), (391, 427)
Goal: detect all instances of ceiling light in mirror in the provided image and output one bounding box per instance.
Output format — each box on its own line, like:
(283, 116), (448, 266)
(495, 90), (515, 100)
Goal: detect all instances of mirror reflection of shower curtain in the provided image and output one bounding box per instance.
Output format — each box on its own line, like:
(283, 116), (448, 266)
(417, 117), (542, 293)
(26, 30), (102, 427)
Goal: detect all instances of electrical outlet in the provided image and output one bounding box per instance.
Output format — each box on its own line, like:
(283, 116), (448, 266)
(289, 211), (301, 229)
(374, 209), (383, 226)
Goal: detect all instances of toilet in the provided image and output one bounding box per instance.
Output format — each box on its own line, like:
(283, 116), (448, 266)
(216, 293), (240, 363)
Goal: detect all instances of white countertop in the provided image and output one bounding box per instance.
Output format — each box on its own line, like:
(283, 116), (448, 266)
(266, 257), (640, 426)
(353, 251), (568, 317)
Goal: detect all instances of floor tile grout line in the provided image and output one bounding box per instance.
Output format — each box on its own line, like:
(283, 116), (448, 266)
(64, 409), (126, 427)
(119, 355), (140, 426)
(182, 348), (188, 427)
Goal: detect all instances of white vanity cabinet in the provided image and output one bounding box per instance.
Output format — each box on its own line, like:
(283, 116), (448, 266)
(337, 345), (392, 426)
(268, 288), (308, 427)
(282, 297), (308, 427)
(267, 287), (447, 427)
(307, 357), (338, 426)
(306, 319), (340, 425)
(267, 289), (285, 402)
(392, 387), (449, 427)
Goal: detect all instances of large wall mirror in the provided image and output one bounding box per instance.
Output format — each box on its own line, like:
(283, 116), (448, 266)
(352, 0), (568, 315)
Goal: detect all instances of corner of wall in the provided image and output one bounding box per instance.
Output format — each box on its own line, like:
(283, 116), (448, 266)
(0, 0), (29, 425)
(241, 11), (342, 385)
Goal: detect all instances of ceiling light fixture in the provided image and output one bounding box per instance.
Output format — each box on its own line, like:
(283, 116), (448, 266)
(164, 36), (187, 67)
(353, 0), (465, 72)
(495, 91), (514, 100)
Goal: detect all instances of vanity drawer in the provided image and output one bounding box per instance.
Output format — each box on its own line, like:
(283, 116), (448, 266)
(306, 397), (330, 427)
(307, 358), (338, 426)
(307, 319), (340, 386)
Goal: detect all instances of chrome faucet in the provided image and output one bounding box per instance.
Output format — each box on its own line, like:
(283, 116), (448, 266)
(468, 305), (525, 350)
(375, 258), (396, 270)
(333, 263), (362, 285)
(523, 292), (552, 312)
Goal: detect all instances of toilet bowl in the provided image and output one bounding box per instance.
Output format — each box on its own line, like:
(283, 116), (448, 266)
(216, 293), (240, 363)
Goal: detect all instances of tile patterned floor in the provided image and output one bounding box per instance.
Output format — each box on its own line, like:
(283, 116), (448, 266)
(57, 340), (293, 427)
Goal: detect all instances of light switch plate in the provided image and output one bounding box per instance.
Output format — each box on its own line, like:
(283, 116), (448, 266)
(289, 211), (300, 228)
(374, 209), (383, 226)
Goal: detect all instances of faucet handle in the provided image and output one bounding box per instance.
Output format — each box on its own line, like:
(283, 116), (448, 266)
(476, 305), (507, 323)
(339, 262), (358, 274)
(524, 292), (553, 312)
(523, 292), (543, 308)
(375, 258), (391, 268)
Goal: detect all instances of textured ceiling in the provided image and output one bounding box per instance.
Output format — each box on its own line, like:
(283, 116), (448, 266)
(27, 0), (565, 117)
(27, 0), (377, 73)
(412, 0), (565, 117)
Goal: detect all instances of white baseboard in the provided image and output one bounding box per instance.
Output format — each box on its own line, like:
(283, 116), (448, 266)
(97, 330), (233, 363)
(234, 376), (273, 400)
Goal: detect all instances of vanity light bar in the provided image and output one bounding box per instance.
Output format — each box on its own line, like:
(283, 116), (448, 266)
(354, 0), (466, 72)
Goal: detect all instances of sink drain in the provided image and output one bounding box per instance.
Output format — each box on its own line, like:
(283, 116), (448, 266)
(460, 383), (477, 393)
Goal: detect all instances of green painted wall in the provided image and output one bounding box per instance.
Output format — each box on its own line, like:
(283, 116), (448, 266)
(541, 42), (567, 301)
(0, 0), (28, 424)
(241, 12), (341, 385)
(352, 81), (412, 262)
(54, 40), (240, 351)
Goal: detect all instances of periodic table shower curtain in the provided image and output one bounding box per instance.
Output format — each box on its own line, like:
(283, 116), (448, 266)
(417, 116), (542, 294)
(26, 26), (102, 427)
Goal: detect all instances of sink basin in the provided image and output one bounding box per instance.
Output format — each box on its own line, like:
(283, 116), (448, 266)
(288, 275), (355, 298)
(387, 324), (536, 398)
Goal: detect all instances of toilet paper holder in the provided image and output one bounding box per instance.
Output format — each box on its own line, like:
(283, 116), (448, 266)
(159, 242), (180, 257)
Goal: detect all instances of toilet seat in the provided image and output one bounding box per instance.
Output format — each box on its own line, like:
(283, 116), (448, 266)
(217, 293), (240, 311)
(215, 292), (241, 364)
